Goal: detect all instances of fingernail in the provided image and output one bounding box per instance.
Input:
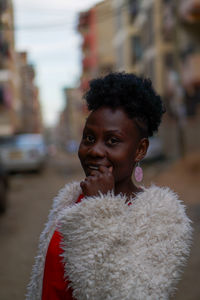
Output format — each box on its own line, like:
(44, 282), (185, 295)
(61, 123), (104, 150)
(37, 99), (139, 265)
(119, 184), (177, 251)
(109, 166), (113, 172)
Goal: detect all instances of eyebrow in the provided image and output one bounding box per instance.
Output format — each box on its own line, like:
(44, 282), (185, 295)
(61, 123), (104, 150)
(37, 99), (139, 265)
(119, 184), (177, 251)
(84, 126), (124, 136)
(104, 130), (123, 135)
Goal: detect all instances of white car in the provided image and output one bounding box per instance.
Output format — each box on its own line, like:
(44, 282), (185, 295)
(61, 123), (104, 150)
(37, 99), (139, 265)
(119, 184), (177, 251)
(0, 134), (47, 172)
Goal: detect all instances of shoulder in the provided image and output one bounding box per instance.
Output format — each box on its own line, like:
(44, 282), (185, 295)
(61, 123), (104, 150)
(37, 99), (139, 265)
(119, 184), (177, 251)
(136, 184), (189, 221)
(140, 184), (181, 204)
(59, 185), (192, 300)
(51, 181), (82, 213)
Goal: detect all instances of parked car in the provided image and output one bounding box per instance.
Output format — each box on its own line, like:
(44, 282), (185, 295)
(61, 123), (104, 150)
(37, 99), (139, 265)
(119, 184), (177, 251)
(0, 134), (47, 173)
(0, 164), (9, 213)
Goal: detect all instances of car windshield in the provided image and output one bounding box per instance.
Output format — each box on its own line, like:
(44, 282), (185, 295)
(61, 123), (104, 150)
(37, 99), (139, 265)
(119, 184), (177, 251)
(0, 135), (45, 149)
(0, 136), (15, 148)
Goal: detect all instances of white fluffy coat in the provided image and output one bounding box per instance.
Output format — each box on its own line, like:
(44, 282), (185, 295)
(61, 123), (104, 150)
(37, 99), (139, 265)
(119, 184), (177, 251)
(26, 182), (192, 300)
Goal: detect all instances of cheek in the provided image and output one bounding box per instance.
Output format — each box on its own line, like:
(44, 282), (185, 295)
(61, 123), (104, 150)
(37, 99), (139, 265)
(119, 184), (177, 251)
(78, 143), (85, 162)
(110, 150), (135, 174)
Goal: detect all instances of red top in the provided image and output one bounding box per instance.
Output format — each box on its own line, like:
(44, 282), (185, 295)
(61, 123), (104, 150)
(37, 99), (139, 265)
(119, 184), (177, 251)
(42, 194), (84, 300)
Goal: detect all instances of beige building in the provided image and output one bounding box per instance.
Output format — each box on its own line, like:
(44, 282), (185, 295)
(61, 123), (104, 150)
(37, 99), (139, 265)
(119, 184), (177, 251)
(111, 0), (200, 157)
(57, 87), (85, 149)
(111, 0), (175, 95)
(0, 0), (21, 136)
(95, 0), (116, 75)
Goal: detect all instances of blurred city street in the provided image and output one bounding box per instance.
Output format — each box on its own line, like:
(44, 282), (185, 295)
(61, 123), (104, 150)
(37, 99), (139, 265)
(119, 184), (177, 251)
(0, 153), (84, 300)
(1, 0), (200, 299)
(0, 152), (200, 300)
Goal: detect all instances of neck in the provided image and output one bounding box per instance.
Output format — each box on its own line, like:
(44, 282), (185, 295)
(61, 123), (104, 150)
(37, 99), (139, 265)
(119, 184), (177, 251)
(114, 178), (142, 199)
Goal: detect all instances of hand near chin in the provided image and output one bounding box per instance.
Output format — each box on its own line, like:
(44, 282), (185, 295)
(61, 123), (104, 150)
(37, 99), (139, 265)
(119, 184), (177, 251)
(80, 166), (114, 197)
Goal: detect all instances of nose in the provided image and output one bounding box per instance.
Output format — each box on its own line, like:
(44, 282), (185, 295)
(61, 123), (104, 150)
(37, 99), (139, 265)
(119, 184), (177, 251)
(87, 142), (105, 158)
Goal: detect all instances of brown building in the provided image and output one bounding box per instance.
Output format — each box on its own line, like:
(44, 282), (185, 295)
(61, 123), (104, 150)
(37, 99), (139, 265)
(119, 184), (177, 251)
(78, 0), (116, 91)
(78, 8), (98, 92)
(17, 52), (43, 134)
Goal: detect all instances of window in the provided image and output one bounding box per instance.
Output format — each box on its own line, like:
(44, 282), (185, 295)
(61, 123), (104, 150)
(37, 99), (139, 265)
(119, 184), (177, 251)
(143, 6), (154, 48)
(130, 36), (143, 64)
(128, 0), (139, 22)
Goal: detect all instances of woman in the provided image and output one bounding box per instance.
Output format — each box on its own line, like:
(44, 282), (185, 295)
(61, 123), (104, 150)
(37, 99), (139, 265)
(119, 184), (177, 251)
(27, 73), (192, 300)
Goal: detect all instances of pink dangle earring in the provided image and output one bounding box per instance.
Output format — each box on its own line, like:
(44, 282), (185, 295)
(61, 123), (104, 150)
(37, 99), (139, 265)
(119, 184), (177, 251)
(134, 161), (143, 182)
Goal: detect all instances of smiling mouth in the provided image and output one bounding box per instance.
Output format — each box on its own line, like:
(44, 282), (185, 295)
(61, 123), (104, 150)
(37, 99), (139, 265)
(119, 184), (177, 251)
(86, 164), (113, 171)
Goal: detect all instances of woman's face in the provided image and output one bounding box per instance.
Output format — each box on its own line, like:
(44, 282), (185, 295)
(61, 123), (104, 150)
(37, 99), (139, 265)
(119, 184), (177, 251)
(78, 106), (147, 186)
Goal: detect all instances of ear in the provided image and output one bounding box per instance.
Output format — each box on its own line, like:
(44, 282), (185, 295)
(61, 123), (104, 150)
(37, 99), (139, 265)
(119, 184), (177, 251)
(135, 138), (149, 162)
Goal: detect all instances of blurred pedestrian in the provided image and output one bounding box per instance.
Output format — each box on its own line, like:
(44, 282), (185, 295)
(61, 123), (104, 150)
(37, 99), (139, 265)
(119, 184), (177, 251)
(26, 72), (192, 300)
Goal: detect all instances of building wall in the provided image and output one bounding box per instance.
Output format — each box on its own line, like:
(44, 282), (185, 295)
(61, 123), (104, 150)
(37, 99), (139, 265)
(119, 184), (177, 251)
(95, 0), (116, 75)
(78, 8), (98, 91)
(57, 87), (86, 150)
(17, 52), (43, 134)
(77, 0), (200, 157)
(111, 0), (200, 157)
(78, 0), (116, 88)
(0, 0), (21, 136)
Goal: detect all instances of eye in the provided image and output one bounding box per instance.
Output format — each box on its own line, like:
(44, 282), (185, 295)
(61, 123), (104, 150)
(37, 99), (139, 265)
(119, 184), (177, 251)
(107, 137), (120, 146)
(83, 134), (95, 144)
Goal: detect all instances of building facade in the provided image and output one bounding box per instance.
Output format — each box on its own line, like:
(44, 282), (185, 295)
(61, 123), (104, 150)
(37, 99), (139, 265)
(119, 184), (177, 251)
(57, 87), (85, 150)
(17, 52), (43, 134)
(78, 8), (98, 92)
(0, 0), (21, 136)
(77, 0), (200, 157)
(111, 0), (200, 157)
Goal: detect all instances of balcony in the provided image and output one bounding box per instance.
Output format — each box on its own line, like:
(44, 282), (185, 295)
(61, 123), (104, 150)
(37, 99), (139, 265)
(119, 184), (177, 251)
(180, 0), (200, 23)
(182, 54), (200, 87)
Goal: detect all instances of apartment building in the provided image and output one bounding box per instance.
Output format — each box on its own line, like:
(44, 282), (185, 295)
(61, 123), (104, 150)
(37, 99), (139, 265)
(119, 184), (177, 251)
(78, 8), (98, 91)
(112, 0), (174, 93)
(112, 0), (200, 156)
(57, 87), (84, 149)
(78, 0), (116, 91)
(95, 0), (116, 75)
(17, 52), (43, 134)
(0, 0), (20, 135)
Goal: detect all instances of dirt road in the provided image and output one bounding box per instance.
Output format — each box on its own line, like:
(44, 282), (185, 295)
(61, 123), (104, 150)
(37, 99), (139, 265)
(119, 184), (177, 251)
(0, 153), (199, 300)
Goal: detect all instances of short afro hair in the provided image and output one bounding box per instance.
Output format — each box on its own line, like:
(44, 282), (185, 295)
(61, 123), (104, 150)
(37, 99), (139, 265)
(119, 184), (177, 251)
(84, 72), (165, 137)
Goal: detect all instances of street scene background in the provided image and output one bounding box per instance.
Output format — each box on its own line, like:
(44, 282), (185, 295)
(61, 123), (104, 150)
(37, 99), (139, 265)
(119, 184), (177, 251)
(0, 0), (200, 299)
(0, 151), (200, 300)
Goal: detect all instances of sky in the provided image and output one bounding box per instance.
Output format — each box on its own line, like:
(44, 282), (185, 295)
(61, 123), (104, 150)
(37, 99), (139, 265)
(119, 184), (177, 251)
(13, 0), (102, 126)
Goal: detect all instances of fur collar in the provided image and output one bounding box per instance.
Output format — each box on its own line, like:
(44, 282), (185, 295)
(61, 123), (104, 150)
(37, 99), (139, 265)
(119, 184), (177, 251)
(26, 183), (192, 300)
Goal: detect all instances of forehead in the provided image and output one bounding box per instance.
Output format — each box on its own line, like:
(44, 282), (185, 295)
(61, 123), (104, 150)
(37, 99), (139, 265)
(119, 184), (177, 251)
(85, 106), (139, 136)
